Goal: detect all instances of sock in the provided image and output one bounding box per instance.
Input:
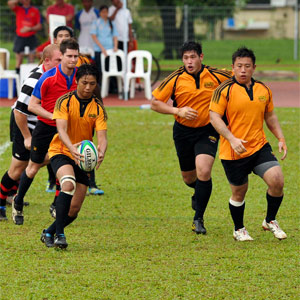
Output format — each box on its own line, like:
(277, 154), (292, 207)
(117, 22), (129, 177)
(14, 171), (33, 211)
(51, 179), (60, 206)
(55, 192), (73, 236)
(229, 198), (245, 231)
(89, 170), (96, 187)
(0, 171), (18, 206)
(266, 192), (283, 223)
(186, 181), (196, 189)
(46, 215), (77, 236)
(193, 179), (212, 220)
(47, 164), (56, 185)
(15, 68), (20, 75)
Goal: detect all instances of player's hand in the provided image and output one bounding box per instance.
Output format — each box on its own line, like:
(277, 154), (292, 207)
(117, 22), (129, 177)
(176, 107), (198, 120)
(96, 150), (105, 170)
(102, 49), (108, 57)
(113, 46), (118, 52)
(20, 26), (32, 33)
(71, 142), (84, 165)
(229, 137), (247, 156)
(278, 138), (287, 160)
(24, 137), (32, 150)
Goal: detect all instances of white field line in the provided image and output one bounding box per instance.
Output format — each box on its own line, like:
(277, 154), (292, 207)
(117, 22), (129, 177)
(0, 141), (10, 159)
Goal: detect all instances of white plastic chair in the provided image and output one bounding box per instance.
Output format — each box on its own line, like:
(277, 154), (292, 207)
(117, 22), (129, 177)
(20, 63), (39, 86)
(0, 48), (20, 99)
(101, 49), (125, 99)
(125, 50), (152, 100)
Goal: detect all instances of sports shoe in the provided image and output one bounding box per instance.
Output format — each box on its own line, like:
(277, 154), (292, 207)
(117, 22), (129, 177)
(40, 229), (54, 248)
(45, 181), (56, 193)
(192, 218), (206, 234)
(88, 185), (104, 196)
(262, 219), (287, 240)
(191, 195), (196, 211)
(0, 207), (8, 221)
(12, 199), (24, 225)
(233, 227), (253, 241)
(49, 204), (56, 219)
(54, 234), (68, 249)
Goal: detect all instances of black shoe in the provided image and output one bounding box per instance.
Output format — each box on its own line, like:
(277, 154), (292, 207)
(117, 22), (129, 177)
(24, 201), (30, 206)
(54, 234), (68, 249)
(49, 204), (56, 219)
(191, 195), (196, 211)
(40, 229), (54, 248)
(192, 218), (207, 234)
(0, 208), (8, 221)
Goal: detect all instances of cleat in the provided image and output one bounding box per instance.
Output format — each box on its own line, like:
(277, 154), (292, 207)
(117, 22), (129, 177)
(0, 207), (8, 221)
(233, 227), (253, 241)
(191, 195), (196, 211)
(49, 204), (56, 219)
(46, 181), (56, 193)
(192, 218), (207, 234)
(262, 219), (287, 240)
(54, 234), (68, 249)
(12, 198), (24, 225)
(40, 229), (54, 247)
(88, 185), (104, 196)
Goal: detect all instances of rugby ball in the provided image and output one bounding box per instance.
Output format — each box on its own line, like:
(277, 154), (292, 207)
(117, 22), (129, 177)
(77, 140), (98, 172)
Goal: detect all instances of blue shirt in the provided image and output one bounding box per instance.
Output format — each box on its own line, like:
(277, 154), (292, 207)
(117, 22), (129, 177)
(90, 18), (118, 52)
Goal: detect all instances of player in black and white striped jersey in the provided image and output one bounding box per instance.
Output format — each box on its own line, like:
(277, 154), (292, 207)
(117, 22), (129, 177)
(0, 44), (61, 221)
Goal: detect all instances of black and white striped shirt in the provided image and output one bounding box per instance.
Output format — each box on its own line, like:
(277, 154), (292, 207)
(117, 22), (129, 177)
(14, 65), (44, 130)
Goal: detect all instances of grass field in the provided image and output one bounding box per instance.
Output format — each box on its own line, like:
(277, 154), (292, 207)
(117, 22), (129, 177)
(0, 106), (299, 299)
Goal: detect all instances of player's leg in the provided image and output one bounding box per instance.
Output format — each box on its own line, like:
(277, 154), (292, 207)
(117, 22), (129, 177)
(45, 164), (56, 193)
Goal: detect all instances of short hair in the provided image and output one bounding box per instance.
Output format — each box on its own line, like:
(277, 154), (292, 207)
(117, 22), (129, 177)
(99, 5), (108, 11)
(60, 38), (79, 55)
(76, 64), (99, 83)
(232, 47), (256, 65)
(53, 26), (74, 39)
(42, 44), (60, 61)
(180, 41), (202, 58)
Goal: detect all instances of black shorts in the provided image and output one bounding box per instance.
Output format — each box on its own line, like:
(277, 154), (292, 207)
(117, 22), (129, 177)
(11, 112), (33, 161)
(30, 121), (57, 164)
(50, 154), (90, 186)
(221, 143), (280, 186)
(13, 35), (38, 54)
(173, 121), (219, 172)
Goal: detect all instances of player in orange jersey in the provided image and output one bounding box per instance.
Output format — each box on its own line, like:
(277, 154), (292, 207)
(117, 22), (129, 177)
(210, 47), (287, 241)
(151, 41), (232, 234)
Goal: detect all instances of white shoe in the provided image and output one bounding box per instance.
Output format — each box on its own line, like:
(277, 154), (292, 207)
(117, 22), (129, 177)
(262, 219), (287, 240)
(233, 227), (254, 241)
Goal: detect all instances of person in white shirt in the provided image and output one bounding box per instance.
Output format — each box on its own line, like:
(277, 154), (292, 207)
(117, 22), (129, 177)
(108, 0), (133, 51)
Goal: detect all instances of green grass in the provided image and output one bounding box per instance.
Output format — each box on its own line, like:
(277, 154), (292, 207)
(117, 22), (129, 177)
(0, 106), (299, 299)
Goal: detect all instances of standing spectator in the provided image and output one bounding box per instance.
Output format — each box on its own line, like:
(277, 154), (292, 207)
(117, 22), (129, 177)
(75, 0), (99, 53)
(46, 0), (74, 28)
(7, 0), (42, 74)
(108, 0), (133, 51)
(90, 5), (118, 83)
(210, 47), (287, 241)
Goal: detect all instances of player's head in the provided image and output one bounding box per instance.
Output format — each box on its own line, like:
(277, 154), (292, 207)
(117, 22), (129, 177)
(180, 41), (204, 75)
(42, 44), (61, 71)
(60, 39), (79, 70)
(82, 0), (93, 11)
(76, 64), (99, 99)
(232, 47), (256, 86)
(53, 26), (74, 45)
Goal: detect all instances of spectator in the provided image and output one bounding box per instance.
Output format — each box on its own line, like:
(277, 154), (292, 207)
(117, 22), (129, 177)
(90, 5), (118, 83)
(75, 0), (99, 54)
(108, 0), (133, 51)
(46, 0), (74, 28)
(7, 0), (42, 74)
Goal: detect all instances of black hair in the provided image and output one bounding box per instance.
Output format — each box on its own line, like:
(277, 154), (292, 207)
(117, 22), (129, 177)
(53, 26), (74, 39)
(60, 38), (79, 54)
(180, 41), (202, 58)
(76, 63), (99, 82)
(232, 46), (256, 65)
(99, 5), (108, 11)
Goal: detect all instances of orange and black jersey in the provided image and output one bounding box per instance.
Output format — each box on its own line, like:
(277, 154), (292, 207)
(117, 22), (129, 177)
(210, 76), (274, 160)
(48, 91), (107, 161)
(152, 65), (232, 128)
(76, 55), (91, 67)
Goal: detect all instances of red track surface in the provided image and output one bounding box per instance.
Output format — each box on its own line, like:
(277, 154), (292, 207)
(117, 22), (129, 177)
(0, 81), (298, 108)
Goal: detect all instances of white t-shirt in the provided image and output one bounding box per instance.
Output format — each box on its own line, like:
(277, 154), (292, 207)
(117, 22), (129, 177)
(108, 5), (132, 42)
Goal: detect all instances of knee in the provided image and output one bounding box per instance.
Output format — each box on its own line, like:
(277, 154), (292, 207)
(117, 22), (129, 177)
(182, 173), (197, 185)
(268, 174), (284, 194)
(26, 164), (40, 178)
(196, 167), (211, 181)
(60, 175), (76, 196)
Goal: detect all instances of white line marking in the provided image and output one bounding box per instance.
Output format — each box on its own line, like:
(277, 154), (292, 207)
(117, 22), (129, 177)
(0, 141), (10, 158)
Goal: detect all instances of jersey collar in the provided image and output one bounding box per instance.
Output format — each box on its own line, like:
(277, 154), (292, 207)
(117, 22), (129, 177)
(233, 76), (256, 100)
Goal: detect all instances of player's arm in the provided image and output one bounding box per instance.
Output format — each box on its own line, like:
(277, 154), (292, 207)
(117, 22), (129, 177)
(264, 110), (287, 160)
(151, 97), (198, 120)
(28, 95), (53, 120)
(109, 4), (121, 21)
(7, 0), (17, 10)
(91, 34), (107, 56)
(209, 111), (247, 156)
(95, 129), (107, 169)
(14, 109), (32, 150)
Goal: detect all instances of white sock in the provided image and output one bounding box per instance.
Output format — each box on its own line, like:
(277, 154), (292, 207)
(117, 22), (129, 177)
(229, 198), (245, 207)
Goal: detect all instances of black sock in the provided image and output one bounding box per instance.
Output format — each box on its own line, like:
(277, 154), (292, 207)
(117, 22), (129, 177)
(186, 181), (196, 189)
(15, 68), (20, 75)
(229, 199), (245, 231)
(55, 192), (73, 236)
(193, 179), (212, 220)
(0, 171), (17, 206)
(89, 170), (96, 187)
(266, 192), (283, 223)
(51, 179), (60, 206)
(46, 215), (77, 235)
(64, 215), (77, 228)
(14, 171), (33, 210)
(47, 164), (56, 185)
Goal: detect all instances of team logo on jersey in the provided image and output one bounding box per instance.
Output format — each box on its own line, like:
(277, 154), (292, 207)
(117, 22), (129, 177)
(204, 82), (214, 88)
(209, 136), (217, 143)
(33, 146), (37, 151)
(258, 96), (267, 102)
(88, 114), (97, 118)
